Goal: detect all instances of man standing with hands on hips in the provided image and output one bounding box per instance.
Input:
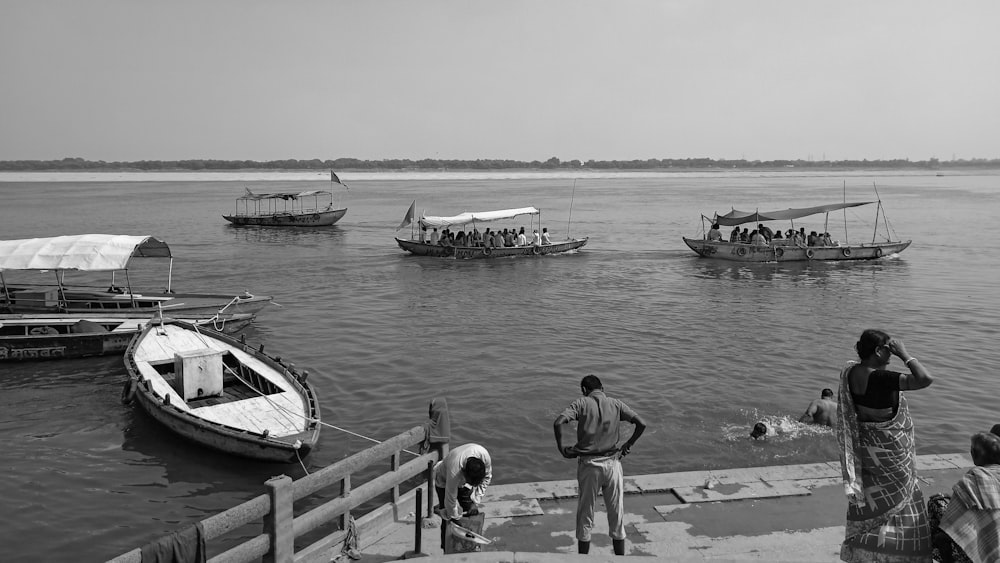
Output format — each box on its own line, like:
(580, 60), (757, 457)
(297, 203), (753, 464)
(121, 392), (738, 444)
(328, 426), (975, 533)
(553, 375), (647, 556)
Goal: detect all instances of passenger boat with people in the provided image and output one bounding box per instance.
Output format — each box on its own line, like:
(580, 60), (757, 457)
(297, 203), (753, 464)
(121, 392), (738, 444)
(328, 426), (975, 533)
(394, 203), (588, 259)
(0, 234), (272, 316)
(123, 318), (321, 462)
(683, 199), (911, 262)
(0, 311), (254, 362)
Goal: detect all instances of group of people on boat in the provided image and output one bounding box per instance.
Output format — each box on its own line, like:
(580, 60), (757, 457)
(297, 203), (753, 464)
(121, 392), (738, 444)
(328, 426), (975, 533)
(420, 226), (552, 248)
(706, 223), (837, 247)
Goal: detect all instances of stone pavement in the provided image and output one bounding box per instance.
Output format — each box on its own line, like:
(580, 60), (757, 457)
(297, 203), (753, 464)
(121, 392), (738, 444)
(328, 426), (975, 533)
(339, 453), (972, 562)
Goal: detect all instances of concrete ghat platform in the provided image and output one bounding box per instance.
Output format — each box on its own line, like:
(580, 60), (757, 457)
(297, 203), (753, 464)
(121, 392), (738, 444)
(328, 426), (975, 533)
(345, 454), (971, 562)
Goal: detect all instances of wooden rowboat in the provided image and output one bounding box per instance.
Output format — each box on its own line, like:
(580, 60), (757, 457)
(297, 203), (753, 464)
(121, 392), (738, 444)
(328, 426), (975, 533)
(123, 319), (321, 462)
(0, 312), (253, 362)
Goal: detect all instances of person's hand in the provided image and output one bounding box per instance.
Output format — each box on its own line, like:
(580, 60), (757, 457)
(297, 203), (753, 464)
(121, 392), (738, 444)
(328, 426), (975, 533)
(620, 443), (633, 458)
(886, 338), (909, 359)
(560, 445), (578, 459)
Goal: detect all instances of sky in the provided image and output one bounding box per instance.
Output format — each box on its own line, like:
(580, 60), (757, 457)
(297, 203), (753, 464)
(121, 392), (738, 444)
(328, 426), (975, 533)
(2, 0), (999, 163)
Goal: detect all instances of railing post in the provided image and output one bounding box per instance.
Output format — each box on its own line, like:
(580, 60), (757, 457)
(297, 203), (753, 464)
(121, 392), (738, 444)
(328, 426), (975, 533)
(426, 460), (436, 518)
(339, 474), (351, 530)
(263, 475), (294, 563)
(390, 451), (401, 503)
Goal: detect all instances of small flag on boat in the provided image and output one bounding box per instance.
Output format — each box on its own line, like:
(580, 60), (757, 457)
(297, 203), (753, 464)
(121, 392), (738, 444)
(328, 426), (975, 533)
(397, 200), (415, 230)
(331, 170), (349, 190)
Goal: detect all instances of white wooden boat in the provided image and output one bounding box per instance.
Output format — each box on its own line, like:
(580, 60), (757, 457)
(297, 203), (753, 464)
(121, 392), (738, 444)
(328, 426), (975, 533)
(0, 312), (253, 362)
(223, 188), (347, 227)
(395, 204), (588, 259)
(124, 319), (321, 462)
(683, 200), (911, 262)
(0, 234), (272, 316)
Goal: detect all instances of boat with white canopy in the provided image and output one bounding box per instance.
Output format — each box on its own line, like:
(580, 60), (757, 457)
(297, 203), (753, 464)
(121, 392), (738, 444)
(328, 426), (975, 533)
(223, 188), (347, 227)
(394, 204), (588, 259)
(0, 234), (272, 315)
(683, 198), (911, 262)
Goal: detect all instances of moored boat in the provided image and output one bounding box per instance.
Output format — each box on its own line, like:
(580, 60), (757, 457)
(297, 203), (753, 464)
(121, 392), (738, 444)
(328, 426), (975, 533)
(683, 199), (911, 262)
(0, 312), (254, 362)
(394, 203), (588, 259)
(0, 234), (273, 316)
(123, 319), (321, 462)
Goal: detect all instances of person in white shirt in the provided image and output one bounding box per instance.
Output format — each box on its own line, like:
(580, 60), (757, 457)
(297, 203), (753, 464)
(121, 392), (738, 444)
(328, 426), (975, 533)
(542, 228), (552, 245)
(434, 443), (492, 523)
(517, 230), (527, 246)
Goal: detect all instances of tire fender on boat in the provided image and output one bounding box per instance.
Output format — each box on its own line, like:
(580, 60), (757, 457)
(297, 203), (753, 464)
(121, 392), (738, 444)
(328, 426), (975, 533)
(483, 246), (492, 256)
(874, 247), (883, 258)
(121, 378), (137, 405)
(805, 248), (815, 259)
(532, 245), (542, 255)
(774, 247), (784, 258)
(842, 247), (852, 257)
(736, 246), (748, 257)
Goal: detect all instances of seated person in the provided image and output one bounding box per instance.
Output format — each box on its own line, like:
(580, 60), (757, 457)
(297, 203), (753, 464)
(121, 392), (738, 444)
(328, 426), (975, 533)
(929, 431), (1000, 563)
(541, 228), (552, 245)
(707, 223), (723, 241)
(773, 231), (783, 240)
(739, 228), (749, 243)
(822, 232), (834, 246)
(749, 229), (768, 246)
(729, 226), (741, 242)
(807, 231), (818, 246)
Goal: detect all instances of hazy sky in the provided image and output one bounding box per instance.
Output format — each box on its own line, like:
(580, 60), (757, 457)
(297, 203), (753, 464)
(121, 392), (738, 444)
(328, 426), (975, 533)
(2, 1), (998, 162)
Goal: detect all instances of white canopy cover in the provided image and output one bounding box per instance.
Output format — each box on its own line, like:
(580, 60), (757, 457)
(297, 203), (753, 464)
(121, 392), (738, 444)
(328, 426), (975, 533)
(239, 188), (331, 201)
(418, 207), (540, 229)
(0, 234), (171, 271)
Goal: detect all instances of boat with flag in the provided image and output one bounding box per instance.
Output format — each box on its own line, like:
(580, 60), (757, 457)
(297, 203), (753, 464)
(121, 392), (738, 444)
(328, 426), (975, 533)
(683, 198), (911, 262)
(393, 201), (588, 259)
(0, 234), (272, 316)
(222, 170), (349, 227)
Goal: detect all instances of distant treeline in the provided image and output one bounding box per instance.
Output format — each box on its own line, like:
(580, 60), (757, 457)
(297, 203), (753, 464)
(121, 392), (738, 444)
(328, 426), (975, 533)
(1, 156), (998, 171)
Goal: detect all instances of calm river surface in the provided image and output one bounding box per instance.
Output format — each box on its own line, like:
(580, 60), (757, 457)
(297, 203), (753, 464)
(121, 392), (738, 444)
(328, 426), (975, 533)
(1, 170), (997, 561)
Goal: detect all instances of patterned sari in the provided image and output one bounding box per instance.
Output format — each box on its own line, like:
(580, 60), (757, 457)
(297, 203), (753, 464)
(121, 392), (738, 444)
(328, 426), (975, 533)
(837, 361), (932, 562)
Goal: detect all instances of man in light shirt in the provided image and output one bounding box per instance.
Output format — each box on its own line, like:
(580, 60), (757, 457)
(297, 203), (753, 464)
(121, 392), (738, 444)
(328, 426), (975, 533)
(434, 443), (492, 547)
(553, 375), (646, 555)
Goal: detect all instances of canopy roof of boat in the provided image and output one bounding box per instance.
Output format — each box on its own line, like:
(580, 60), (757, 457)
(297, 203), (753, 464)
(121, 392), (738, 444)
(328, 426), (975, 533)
(239, 188), (331, 201)
(0, 234), (171, 271)
(712, 201), (874, 226)
(419, 207), (540, 228)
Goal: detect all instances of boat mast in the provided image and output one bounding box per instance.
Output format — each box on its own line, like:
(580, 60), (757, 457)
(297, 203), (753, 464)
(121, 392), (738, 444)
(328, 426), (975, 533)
(842, 181), (849, 245)
(871, 180), (882, 244)
(167, 258), (174, 293)
(567, 179), (576, 239)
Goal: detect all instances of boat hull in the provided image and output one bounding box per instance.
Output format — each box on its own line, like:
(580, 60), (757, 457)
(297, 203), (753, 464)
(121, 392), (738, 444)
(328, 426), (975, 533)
(2, 289), (272, 317)
(682, 238), (912, 262)
(0, 314), (254, 362)
(395, 237), (588, 259)
(223, 208), (347, 227)
(124, 321), (321, 462)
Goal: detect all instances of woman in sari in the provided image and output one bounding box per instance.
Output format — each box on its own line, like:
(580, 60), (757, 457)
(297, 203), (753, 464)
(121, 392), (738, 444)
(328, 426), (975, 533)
(837, 329), (934, 562)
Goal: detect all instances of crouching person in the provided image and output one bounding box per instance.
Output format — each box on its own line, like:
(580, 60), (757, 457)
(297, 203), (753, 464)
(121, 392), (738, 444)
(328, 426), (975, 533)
(433, 443), (492, 550)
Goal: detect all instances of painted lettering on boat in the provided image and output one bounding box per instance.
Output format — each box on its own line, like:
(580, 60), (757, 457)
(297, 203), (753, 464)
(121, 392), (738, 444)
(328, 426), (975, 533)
(0, 346), (68, 360)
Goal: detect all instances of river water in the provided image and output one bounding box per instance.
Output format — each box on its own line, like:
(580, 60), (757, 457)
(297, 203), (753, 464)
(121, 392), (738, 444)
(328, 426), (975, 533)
(1, 170), (996, 561)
